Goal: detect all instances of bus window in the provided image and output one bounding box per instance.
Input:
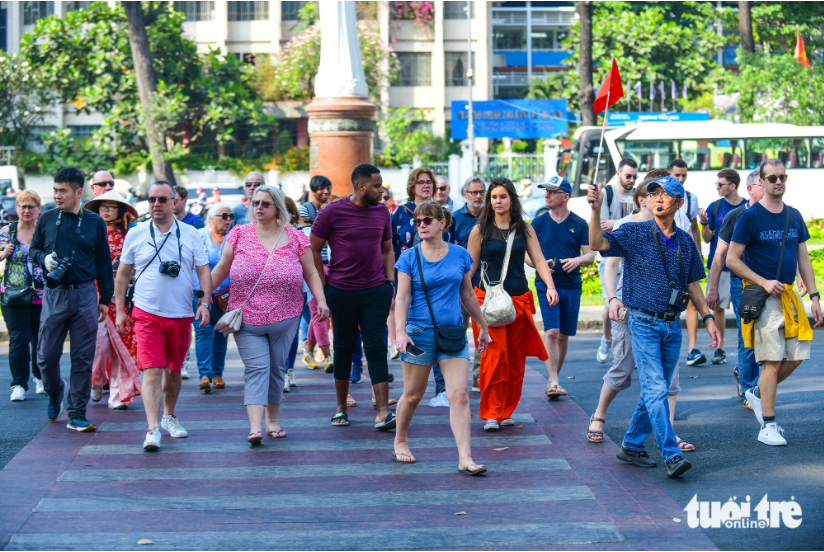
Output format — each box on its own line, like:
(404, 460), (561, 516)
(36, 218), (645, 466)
(579, 139), (614, 192)
(812, 138), (824, 168)
(680, 139), (743, 171)
(746, 138), (809, 169)
(615, 140), (677, 171)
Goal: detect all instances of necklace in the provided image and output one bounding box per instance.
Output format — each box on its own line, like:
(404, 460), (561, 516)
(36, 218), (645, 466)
(494, 222), (511, 241)
(256, 223), (280, 240)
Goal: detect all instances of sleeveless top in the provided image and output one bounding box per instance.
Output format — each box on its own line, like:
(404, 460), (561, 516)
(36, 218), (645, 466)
(478, 230), (529, 297)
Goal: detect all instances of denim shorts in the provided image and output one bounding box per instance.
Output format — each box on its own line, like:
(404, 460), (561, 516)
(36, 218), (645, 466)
(400, 324), (470, 365)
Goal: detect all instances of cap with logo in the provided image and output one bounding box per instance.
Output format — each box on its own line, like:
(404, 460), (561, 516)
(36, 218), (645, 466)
(646, 175), (685, 198)
(538, 176), (572, 195)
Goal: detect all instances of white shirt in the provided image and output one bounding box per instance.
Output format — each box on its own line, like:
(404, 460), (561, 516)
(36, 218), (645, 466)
(676, 190), (699, 233)
(121, 219), (209, 318)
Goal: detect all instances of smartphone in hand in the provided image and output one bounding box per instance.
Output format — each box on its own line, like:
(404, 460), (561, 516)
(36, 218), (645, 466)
(406, 345), (426, 357)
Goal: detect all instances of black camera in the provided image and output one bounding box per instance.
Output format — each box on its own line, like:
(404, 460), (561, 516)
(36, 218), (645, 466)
(668, 288), (690, 310)
(158, 260), (181, 278)
(46, 257), (71, 284)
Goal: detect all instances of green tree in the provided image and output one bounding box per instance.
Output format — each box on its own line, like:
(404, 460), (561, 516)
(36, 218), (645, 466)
(0, 53), (53, 149)
(721, 1), (824, 55)
(378, 108), (449, 166)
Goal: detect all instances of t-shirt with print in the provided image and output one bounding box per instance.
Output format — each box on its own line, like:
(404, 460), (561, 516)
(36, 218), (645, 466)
(395, 244), (473, 329)
(599, 183), (635, 222)
(311, 196), (392, 290)
(706, 197), (745, 272)
(730, 202), (809, 285)
(530, 211), (589, 291)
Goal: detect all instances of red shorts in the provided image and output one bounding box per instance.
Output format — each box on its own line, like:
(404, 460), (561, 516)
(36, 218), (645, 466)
(132, 307), (193, 373)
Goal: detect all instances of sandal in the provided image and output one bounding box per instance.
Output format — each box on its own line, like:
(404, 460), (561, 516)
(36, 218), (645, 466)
(247, 431), (262, 445)
(391, 450), (416, 463)
(546, 385), (567, 398)
(677, 437), (695, 452)
(347, 394), (358, 407)
(331, 412), (349, 426)
(458, 463), (487, 476)
(587, 414), (605, 443)
(266, 428), (286, 439)
(373, 398), (398, 409)
(375, 412), (397, 431)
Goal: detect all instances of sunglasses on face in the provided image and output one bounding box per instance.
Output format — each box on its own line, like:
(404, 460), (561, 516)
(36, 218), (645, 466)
(244, 182), (262, 188)
(414, 217), (438, 227)
(252, 200), (273, 208)
(92, 181), (114, 188)
(715, 181), (729, 188)
(217, 213), (235, 221)
(147, 196), (171, 204)
(764, 174), (788, 184)
(624, 174), (638, 180)
(436, 186), (448, 192)
(416, 180), (434, 186)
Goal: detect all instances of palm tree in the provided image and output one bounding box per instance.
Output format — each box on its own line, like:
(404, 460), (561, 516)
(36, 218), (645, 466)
(738, 1), (755, 53)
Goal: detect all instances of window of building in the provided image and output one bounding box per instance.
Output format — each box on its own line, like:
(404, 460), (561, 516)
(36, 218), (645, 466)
(396, 53), (432, 86)
(67, 125), (101, 138)
(0, 5), (7, 52)
(746, 138), (809, 170)
(174, 1), (215, 21)
(444, 1), (472, 19)
(281, 1), (312, 21)
(65, 2), (90, 12)
(445, 52), (473, 87)
(531, 27), (569, 51)
(680, 139), (744, 171)
(493, 28), (524, 51)
(228, 1), (268, 21)
(23, 2), (53, 25)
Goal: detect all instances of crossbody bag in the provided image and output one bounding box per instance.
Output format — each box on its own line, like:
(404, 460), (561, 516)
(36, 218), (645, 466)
(739, 207), (791, 323)
(479, 230), (517, 327)
(414, 245), (466, 354)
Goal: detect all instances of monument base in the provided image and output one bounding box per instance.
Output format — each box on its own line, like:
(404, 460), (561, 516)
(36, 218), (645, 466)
(306, 97), (378, 197)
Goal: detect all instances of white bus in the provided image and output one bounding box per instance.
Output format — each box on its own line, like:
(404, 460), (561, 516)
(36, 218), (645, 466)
(561, 121), (824, 222)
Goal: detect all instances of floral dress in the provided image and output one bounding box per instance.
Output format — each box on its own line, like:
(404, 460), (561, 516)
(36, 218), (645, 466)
(106, 229), (137, 359)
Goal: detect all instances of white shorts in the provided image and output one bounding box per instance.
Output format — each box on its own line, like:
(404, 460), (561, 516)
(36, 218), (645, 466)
(753, 293), (811, 363)
(717, 271), (731, 310)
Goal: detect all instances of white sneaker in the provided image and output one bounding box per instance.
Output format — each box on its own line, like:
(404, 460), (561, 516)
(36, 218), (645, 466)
(143, 423), (161, 451)
(501, 418), (515, 426)
(283, 376), (291, 393)
(744, 388), (763, 425)
(758, 423), (787, 446)
(484, 419), (499, 431)
(91, 387), (102, 402)
(596, 338), (611, 364)
(180, 366), (190, 380)
(10, 385), (25, 401)
(287, 369), (297, 387)
(161, 415), (188, 438)
(34, 378), (45, 394)
(428, 391), (450, 408)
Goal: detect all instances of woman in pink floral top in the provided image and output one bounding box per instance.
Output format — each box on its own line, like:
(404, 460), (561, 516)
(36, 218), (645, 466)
(211, 185), (328, 444)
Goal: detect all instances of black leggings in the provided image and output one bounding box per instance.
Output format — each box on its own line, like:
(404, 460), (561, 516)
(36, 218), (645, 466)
(325, 282), (393, 385)
(1, 302), (42, 390)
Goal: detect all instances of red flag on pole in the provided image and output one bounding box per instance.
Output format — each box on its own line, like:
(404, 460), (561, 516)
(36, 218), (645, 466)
(593, 58), (624, 114)
(795, 31), (809, 68)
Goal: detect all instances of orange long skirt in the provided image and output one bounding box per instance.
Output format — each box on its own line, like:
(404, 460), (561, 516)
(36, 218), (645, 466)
(471, 289), (548, 422)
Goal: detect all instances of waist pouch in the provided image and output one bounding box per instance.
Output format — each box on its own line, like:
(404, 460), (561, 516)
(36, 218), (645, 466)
(739, 284), (769, 323)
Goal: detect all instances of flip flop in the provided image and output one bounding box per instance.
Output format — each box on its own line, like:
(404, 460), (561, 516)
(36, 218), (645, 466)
(546, 385), (567, 398)
(458, 464), (487, 476)
(347, 394), (358, 407)
(587, 414), (605, 443)
(247, 431), (262, 445)
(677, 437), (695, 452)
(375, 412), (397, 431)
(331, 412), (349, 426)
(373, 398), (398, 409)
(266, 428), (286, 439)
(391, 451), (416, 463)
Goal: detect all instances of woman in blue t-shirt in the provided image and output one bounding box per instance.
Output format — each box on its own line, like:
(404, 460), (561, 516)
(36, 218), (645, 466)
(394, 200), (491, 475)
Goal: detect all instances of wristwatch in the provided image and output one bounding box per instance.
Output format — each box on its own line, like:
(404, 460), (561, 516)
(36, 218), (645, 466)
(195, 290), (205, 299)
(702, 313), (715, 323)
(809, 292), (820, 301)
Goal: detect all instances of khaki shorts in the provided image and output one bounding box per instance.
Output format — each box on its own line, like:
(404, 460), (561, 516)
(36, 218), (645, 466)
(753, 293), (811, 363)
(717, 271), (731, 310)
(603, 317), (680, 395)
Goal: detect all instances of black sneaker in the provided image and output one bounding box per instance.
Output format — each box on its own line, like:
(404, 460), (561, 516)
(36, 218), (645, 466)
(711, 349), (726, 365)
(666, 455), (692, 478)
(733, 366), (742, 398)
(616, 446), (656, 468)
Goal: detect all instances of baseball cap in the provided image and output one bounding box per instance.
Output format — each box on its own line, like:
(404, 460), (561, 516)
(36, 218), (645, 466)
(646, 176), (685, 198)
(538, 176), (572, 195)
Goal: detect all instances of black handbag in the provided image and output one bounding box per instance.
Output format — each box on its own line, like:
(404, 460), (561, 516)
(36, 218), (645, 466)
(415, 245), (466, 354)
(1, 223), (35, 307)
(739, 206), (790, 323)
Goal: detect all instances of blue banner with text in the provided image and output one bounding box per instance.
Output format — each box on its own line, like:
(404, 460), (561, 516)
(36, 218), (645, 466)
(451, 100), (568, 140)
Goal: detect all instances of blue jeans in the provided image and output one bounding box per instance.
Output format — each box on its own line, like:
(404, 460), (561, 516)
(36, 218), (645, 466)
(299, 299), (311, 343)
(192, 298), (228, 380)
(730, 276), (760, 393)
(622, 310), (682, 462)
(288, 293), (308, 371)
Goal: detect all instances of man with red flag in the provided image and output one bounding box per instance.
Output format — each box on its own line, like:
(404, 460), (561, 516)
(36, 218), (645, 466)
(795, 29), (809, 69)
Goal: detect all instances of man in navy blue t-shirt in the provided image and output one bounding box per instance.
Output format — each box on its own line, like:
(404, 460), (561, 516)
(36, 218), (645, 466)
(727, 159), (822, 447)
(531, 176), (594, 398)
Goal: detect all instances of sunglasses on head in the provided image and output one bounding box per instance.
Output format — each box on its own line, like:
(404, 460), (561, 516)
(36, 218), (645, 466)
(147, 196), (171, 204)
(217, 213), (235, 221)
(414, 217), (438, 227)
(93, 181), (114, 187)
(252, 200), (273, 208)
(244, 182), (262, 188)
(764, 174), (788, 184)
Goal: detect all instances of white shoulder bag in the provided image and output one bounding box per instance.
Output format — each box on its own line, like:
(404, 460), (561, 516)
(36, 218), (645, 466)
(214, 225), (285, 336)
(479, 230), (517, 328)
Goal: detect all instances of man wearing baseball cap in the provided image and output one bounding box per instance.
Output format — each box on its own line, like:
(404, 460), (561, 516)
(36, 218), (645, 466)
(531, 176), (594, 399)
(587, 176), (721, 478)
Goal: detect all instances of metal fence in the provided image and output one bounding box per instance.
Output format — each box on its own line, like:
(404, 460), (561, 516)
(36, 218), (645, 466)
(477, 153), (545, 184)
(430, 162), (450, 176)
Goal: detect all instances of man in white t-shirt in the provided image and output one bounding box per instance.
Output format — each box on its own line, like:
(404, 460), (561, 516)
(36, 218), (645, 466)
(669, 159), (706, 366)
(115, 181), (212, 452)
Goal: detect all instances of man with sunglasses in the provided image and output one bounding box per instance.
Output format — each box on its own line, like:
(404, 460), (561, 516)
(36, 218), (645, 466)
(588, 175), (721, 478)
(697, 169), (745, 365)
(234, 172), (265, 226)
(173, 186), (205, 229)
(596, 158), (638, 364)
(727, 159), (821, 447)
(434, 176), (454, 212)
(90, 171), (115, 198)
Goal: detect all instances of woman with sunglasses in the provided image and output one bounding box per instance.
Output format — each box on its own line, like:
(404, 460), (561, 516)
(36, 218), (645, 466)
(211, 185), (327, 443)
(84, 190), (141, 409)
(391, 168), (457, 261)
(393, 200), (490, 474)
(3, 191), (46, 402)
(192, 203), (234, 393)
(467, 177), (558, 432)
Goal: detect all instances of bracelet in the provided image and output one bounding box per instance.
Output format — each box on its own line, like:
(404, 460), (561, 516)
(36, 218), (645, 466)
(810, 292), (821, 301)
(608, 296), (618, 304)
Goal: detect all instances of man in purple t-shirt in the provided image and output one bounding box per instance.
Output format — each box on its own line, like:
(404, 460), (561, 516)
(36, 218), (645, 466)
(310, 164), (397, 430)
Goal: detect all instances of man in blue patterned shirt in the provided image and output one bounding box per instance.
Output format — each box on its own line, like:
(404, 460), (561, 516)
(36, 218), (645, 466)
(588, 176), (721, 478)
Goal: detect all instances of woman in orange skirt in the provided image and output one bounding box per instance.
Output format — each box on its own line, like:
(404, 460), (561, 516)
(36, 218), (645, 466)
(467, 177), (558, 430)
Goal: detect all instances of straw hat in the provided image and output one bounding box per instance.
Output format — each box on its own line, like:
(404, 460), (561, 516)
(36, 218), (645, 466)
(84, 190), (138, 219)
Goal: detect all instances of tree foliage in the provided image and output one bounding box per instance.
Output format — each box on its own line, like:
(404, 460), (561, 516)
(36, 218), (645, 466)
(0, 54), (53, 148)
(721, 1), (824, 55)
(377, 108), (456, 166)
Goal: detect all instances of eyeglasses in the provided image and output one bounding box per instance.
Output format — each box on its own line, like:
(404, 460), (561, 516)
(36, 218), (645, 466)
(244, 182), (262, 189)
(545, 189), (567, 196)
(416, 180), (434, 186)
(764, 174), (788, 184)
(414, 217), (438, 227)
(252, 200), (273, 208)
(465, 190), (484, 196)
(98, 204), (120, 212)
(18, 204), (38, 210)
(217, 213), (235, 221)
(436, 186), (448, 192)
(624, 174), (638, 180)
(92, 181), (114, 188)
(147, 196), (171, 204)
(649, 192), (675, 200)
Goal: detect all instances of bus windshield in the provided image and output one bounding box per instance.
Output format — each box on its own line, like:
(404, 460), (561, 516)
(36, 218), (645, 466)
(615, 140), (677, 172)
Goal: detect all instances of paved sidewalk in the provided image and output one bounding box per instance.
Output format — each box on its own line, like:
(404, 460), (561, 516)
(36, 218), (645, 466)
(0, 349), (715, 551)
